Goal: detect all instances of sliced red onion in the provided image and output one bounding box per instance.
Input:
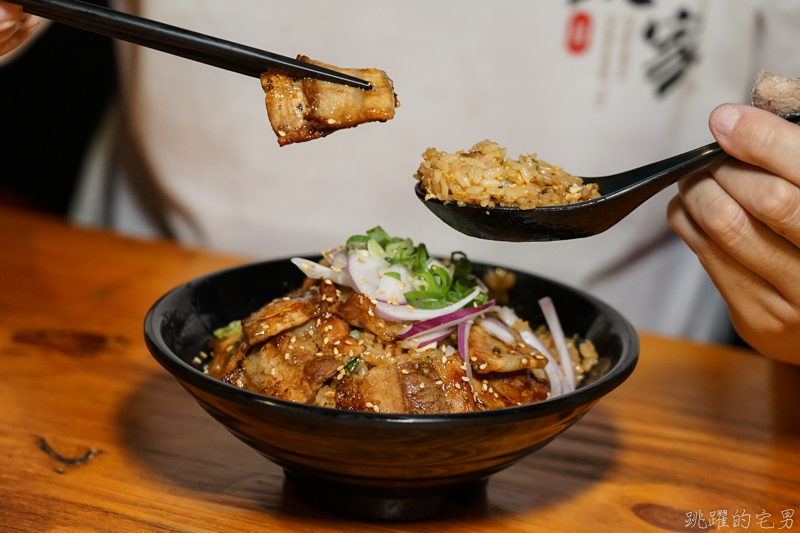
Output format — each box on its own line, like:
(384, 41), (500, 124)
(331, 249), (349, 271)
(497, 305), (567, 397)
(457, 320), (474, 383)
(375, 264), (413, 305)
(496, 306), (519, 327)
(539, 297), (576, 392)
(291, 257), (355, 288)
(399, 300), (496, 339)
(347, 253), (387, 296)
(519, 330), (564, 397)
(475, 317), (515, 345)
(375, 286), (484, 323)
(400, 327), (455, 350)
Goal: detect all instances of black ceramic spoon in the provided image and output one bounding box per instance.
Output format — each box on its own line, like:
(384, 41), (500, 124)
(416, 114), (800, 242)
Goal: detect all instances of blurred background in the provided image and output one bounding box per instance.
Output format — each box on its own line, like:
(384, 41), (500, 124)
(5, 0), (796, 350)
(0, 0), (116, 215)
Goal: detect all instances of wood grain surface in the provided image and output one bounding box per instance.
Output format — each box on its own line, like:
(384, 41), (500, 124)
(1, 207), (798, 532)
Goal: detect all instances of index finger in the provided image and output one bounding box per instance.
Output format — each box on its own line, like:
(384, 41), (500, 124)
(709, 103), (800, 188)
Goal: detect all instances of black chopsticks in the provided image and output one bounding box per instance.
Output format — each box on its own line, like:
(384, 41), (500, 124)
(11, 0), (373, 90)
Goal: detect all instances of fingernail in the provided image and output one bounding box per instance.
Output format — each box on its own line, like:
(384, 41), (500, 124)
(713, 105), (740, 138)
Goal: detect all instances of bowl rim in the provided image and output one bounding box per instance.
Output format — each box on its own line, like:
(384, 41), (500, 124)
(144, 257), (639, 427)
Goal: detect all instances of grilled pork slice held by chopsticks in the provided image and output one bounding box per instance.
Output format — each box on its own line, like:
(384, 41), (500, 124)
(261, 55), (399, 146)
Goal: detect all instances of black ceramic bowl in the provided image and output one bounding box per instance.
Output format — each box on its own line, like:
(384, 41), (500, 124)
(144, 257), (638, 521)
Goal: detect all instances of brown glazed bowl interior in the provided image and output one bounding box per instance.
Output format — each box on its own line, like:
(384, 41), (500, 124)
(144, 257), (638, 521)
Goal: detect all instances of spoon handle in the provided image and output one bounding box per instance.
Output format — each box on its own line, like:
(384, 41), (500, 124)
(582, 142), (726, 196)
(584, 113), (800, 198)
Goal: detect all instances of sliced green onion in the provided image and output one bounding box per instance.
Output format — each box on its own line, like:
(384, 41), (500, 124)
(405, 290), (451, 309)
(367, 238), (387, 259)
(366, 226), (391, 244)
(213, 320), (242, 339)
(383, 272), (401, 281)
(344, 357), (360, 372)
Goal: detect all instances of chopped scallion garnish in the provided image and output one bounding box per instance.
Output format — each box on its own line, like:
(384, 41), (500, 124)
(213, 320), (242, 339)
(344, 226), (486, 310)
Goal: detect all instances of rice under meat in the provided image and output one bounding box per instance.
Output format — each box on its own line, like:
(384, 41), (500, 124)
(202, 227), (599, 414)
(415, 140), (600, 209)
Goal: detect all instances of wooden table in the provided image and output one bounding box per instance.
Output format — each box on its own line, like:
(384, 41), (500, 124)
(1, 207), (798, 532)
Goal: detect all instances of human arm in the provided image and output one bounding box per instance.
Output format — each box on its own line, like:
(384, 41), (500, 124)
(667, 103), (800, 364)
(0, 1), (40, 56)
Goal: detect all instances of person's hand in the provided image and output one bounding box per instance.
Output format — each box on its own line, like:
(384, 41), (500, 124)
(668, 103), (800, 365)
(0, 2), (40, 56)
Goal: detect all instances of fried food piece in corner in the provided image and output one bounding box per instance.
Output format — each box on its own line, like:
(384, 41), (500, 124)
(751, 71), (800, 117)
(261, 55), (398, 147)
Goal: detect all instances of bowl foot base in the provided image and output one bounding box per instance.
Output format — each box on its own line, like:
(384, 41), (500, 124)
(284, 470), (488, 522)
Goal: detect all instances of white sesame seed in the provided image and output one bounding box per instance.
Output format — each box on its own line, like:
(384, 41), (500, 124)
(401, 369), (410, 374)
(366, 401), (374, 408)
(192, 357), (201, 364)
(419, 383), (425, 389)
(455, 383), (461, 390)
(479, 363), (488, 370)
(373, 405), (380, 412)
(358, 257), (366, 263)
(435, 380), (443, 385)
(470, 356), (477, 362)
(461, 376), (469, 382)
